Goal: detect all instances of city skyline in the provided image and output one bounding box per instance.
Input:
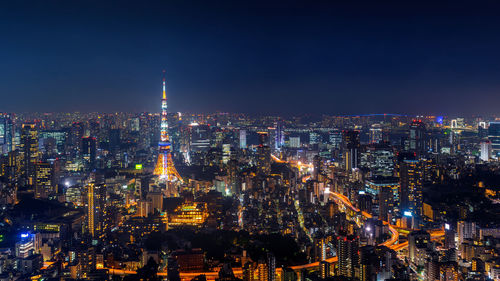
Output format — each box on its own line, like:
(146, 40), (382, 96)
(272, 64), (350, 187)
(3, 1), (500, 115)
(0, 2), (499, 280)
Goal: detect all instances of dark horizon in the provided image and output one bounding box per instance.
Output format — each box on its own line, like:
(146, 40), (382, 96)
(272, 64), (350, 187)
(2, 1), (500, 115)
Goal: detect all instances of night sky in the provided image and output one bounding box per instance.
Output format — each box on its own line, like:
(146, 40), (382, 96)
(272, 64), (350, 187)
(2, 1), (500, 115)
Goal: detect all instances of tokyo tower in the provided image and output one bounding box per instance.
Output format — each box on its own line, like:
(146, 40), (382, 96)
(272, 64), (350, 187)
(154, 71), (182, 182)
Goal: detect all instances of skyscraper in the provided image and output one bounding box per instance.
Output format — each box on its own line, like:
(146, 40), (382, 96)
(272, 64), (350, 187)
(337, 235), (359, 278)
(239, 129), (247, 149)
(480, 140), (492, 162)
(257, 132), (271, 176)
(86, 183), (106, 240)
(309, 132), (320, 145)
(35, 162), (54, 199)
(369, 124), (383, 144)
(275, 120), (284, 150)
(0, 113), (14, 154)
(20, 123), (38, 187)
(399, 157), (423, 217)
(361, 143), (394, 177)
(189, 124), (211, 152)
(342, 130), (360, 172)
(70, 122), (84, 156)
(39, 130), (67, 154)
(108, 129), (121, 154)
(488, 122), (500, 158)
(328, 129), (342, 149)
(408, 120), (426, 156)
(289, 136), (301, 148)
(379, 181), (396, 222)
(154, 72), (182, 182)
(82, 137), (97, 170)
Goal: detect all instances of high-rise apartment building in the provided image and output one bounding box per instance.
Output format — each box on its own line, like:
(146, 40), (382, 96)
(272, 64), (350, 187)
(338, 235), (359, 278)
(408, 230), (430, 266)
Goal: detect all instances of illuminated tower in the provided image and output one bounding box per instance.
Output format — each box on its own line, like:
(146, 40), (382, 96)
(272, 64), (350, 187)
(154, 71), (182, 182)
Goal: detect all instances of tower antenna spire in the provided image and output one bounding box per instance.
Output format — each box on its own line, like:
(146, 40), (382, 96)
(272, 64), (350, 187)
(162, 69), (166, 99)
(154, 70), (182, 183)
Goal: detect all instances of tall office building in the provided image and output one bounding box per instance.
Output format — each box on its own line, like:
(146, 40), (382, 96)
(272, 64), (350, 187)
(480, 140), (492, 162)
(329, 129), (342, 149)
(222, 143), (231, 164)
(342, 130), (360, 172)
(0, 113), (14, 154)
(86, 183), (106, 240)
(488, 122), (500, 158)
(309, 132), (320, 145)
(108, 129), (121, 154)
(408, 120), (426, 155)
(399, 157), (423, 217)
(275, 120), (284, 150)
(20, 123), (39, 187)
(361, 143), (394, 177)
(70, 122), (85, 155)
(313, 155), (322, 181)
(35, 162), (54, 199)
(82, 137), (97, 170)
(337, 235), (359, 278)
(257, 132), (271, 176)
(239, 129), (247, 149)
(369, 124), (383, 144)
(379, 182), (396, 222)
(130, 117), (140, 132)
(39, 130), (67, 154)
(289, 136), (301, 148)
(190, 124), (211, 152)
(3, 150), (22, 186)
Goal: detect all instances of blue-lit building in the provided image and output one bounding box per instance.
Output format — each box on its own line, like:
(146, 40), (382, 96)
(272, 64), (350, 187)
(488, 122), (500, 157)
(39, 130), (67, 154)
(0, 113), (13, 154)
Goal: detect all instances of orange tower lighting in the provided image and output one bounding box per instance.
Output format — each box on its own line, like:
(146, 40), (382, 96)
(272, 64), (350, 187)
(154, 70), (182, 182)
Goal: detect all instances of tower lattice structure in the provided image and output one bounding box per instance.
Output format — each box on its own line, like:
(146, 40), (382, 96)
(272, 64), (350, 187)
(154, 72), (182, 182)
